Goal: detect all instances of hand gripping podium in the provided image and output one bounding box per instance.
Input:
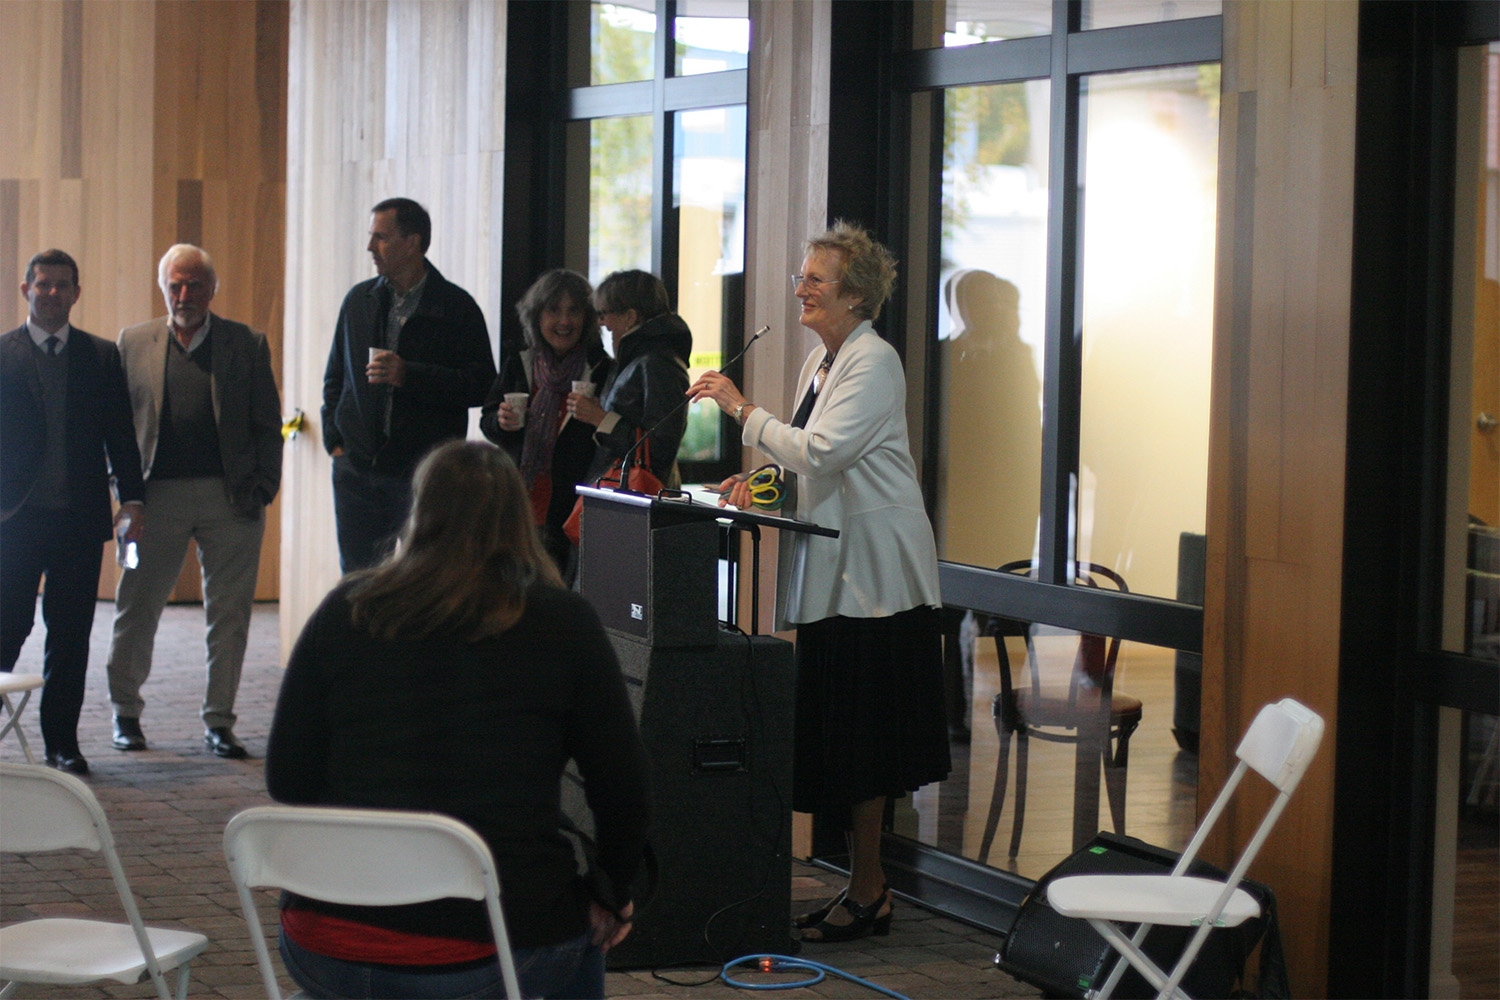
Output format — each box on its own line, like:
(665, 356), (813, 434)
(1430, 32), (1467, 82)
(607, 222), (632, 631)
(572, 486), (837, 968)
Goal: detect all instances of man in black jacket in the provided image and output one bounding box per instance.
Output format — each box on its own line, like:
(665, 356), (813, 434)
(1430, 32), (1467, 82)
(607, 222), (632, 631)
(1, 249), (146, 775)
(322, 198), (495, 571)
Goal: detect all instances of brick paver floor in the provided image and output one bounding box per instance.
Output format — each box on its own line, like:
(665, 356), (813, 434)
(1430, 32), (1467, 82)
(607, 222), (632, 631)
(1, 601), (1041, 999)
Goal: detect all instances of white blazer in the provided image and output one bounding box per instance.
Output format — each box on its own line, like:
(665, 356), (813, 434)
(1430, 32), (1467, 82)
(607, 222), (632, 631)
(742, 322), (941, 628)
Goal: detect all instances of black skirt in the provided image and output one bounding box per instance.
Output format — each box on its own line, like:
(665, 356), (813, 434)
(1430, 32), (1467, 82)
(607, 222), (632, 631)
(792, 604), (952, 825)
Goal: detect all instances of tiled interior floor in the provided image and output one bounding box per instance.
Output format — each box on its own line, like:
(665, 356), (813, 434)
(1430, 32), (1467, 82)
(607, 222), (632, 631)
(1, 602), (1043, 999)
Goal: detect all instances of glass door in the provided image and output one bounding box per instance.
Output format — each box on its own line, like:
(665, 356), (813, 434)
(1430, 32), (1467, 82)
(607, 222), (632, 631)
(1429, 39), (1498, 1000)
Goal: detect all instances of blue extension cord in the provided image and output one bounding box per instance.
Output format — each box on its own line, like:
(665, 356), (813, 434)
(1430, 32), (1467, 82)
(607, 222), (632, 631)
(721, 954), (913, 1000)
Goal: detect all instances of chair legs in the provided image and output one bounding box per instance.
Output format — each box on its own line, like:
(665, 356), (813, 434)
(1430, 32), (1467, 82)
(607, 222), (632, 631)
(0, 691), (38, 764)
(982, 712), (1137, 864)
(1087, 917), (1194, 1000)
(1103, 718), (1139, 838)
(977, 695), (1014, 865)
(1009, 731), (1030, 859)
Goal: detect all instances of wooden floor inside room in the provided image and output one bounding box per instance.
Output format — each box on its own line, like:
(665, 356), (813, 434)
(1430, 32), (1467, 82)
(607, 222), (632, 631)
(898, 635), (1198, 882)
(1454, 809), (1499, 1000)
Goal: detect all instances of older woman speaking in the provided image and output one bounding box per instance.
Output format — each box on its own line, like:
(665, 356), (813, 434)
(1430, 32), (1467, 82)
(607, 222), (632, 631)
(688, 221), (949, 943)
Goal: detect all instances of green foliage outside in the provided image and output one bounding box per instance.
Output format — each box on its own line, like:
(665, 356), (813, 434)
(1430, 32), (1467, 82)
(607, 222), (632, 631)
(942, 82), (1032, 259)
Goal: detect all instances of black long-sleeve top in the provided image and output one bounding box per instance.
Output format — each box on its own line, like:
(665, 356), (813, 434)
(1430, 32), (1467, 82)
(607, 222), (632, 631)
(265, 580), (650, 949)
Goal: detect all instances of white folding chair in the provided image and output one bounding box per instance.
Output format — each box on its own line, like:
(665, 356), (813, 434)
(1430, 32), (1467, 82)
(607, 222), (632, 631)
(0, 674), (44, 763)
(1046, 697), (1325, 1000)
(223, 804), (522, 1000)
(0, 762), (208, 1000)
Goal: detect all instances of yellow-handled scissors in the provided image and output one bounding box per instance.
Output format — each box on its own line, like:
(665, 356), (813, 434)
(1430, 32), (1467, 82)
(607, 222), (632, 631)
(718, 463), (785, 511)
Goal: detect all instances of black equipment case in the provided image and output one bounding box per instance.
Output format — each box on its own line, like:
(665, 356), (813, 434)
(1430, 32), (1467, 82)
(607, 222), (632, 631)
(999, 832), (1283, 999)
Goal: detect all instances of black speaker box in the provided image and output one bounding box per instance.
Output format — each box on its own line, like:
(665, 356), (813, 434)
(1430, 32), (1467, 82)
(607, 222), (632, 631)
(999, 832), (1275, 999)
(576, 492), (719, 647)
(564, 630), (798, 969)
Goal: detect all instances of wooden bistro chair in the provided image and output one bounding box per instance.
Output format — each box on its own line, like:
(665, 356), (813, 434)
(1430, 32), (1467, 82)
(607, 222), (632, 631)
(977, 559), (1142, 864)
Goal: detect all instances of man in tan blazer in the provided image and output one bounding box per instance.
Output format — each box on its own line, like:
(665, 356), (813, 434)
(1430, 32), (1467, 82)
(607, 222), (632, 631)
(106, 244), (281, 759)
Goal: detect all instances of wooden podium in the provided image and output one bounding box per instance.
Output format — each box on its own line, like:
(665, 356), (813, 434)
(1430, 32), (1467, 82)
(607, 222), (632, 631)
(572, 486), (836, 968)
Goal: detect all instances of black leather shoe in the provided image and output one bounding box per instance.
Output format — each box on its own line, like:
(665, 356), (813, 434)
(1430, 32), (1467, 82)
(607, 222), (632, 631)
(44, 751), (90, 776)
(204, 727), (248, 759)
(113, 717), (147, 751)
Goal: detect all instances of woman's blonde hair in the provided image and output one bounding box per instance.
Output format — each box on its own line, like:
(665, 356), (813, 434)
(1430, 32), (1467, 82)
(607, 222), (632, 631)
(806, 220), (898, 321)
(348, 441), (561, 641)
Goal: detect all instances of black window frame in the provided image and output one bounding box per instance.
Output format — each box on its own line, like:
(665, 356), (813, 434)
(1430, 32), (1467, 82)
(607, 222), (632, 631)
(502, 0), (749, 485)
(885, 1), (1222, 652)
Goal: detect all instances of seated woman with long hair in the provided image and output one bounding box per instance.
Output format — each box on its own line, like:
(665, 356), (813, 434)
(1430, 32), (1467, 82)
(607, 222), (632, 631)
(266, 441), (650, 999)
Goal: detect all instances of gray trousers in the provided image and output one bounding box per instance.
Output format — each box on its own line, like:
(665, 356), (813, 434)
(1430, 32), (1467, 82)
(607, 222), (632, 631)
(107, 477), (265, 729)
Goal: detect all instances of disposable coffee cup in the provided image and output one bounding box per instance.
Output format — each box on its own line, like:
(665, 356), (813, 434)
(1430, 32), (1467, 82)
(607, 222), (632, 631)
(368, 347), (381, 364)
(571, 380), (596, 398)
(504, 392), (530, 427)
(115, 512), (139, 570)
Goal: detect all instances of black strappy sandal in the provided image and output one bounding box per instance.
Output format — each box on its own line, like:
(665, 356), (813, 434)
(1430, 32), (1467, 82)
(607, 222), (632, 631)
(793, 887), (847, 929)
(799, 888), (893, 943)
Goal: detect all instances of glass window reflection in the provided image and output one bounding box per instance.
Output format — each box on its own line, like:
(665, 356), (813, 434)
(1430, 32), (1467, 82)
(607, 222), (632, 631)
(940, 0), (1052, 46)
(675, 0), (749, 76)
(935, 82), (1050, 571)
(591, 2), (655, 86)
(1081, 0), (1222, 32)
(1076, 65), (1220, 600)
(1443, 44), (1499, 660)
(674, 105), (747, 464)
(903, 620), (1197, 880)
(589, 114), (653, 283)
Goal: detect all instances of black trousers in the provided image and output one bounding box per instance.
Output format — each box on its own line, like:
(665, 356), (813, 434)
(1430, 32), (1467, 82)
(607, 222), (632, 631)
(0, 507), (104, 756)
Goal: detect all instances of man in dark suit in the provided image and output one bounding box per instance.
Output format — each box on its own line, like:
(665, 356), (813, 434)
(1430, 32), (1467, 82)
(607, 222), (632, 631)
(105, 245), (282, 760)
(322, 197), (494, 571)
(1, 249), (146, 775)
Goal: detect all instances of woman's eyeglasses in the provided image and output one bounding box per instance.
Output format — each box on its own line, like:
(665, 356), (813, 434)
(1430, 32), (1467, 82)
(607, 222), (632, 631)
(791, 274), (841, 291)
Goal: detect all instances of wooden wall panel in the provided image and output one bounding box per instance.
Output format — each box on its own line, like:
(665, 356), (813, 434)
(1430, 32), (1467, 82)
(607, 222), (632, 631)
(1, 0), (286, 603)
(280, 0), (508, 657)
(1202, 2), (1359, 994)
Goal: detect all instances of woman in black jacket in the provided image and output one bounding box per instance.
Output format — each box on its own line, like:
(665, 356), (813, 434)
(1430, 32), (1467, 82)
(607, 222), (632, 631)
(266, 441), (649, 1000)
(481, 270), (612, 577)
(568, 270), (692, 489)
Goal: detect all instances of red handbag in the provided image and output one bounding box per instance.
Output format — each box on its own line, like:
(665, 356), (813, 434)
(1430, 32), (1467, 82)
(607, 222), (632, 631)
(563, 432), (662, 545)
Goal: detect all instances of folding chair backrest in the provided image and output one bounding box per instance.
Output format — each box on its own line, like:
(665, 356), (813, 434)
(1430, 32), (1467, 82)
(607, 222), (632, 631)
(223, 804), (520, 1000)
(225, 806), (493, 905)
(0, 762), (180, 998)
(0, 762), (108, 853)
(1236, 697), (1325, 793)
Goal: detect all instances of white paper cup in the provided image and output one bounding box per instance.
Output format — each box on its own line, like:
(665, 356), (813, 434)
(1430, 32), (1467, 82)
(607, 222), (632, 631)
(505, 392), (530, 426)
(368, 347), (381, 365)
(571, 380), (596, 398)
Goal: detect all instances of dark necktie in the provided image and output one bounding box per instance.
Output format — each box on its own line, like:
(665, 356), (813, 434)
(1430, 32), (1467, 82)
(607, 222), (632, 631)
(45, 336), (60, 356)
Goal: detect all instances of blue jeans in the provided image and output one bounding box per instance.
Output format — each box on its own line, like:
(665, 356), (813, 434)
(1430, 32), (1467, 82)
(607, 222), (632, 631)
(279, 930), (604, 999)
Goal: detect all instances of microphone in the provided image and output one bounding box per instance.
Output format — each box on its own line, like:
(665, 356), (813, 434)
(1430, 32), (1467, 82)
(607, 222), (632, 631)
(614, 325), (770, 493)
